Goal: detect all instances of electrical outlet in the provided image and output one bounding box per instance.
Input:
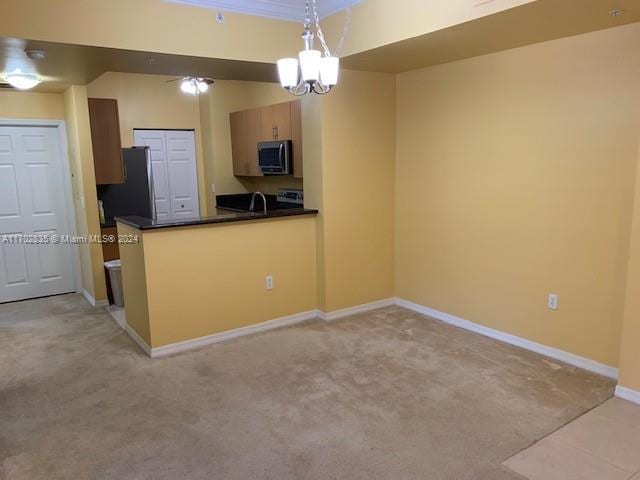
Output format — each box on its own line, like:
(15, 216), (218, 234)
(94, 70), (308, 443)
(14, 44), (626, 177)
(548, 293), (558, 310)
(265, 276), (274, 290)
(211, 183), (216, 194)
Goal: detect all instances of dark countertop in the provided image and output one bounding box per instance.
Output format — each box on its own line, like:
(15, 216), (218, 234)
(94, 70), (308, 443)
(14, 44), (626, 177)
(100, 219), (117, 229)
(115, 208), (318, 231)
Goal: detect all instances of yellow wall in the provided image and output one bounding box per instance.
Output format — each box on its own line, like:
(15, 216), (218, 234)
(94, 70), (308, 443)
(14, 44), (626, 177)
(199, 80), (303, 209)
(619, 144), (640, 391)
(0, 91), (65, 119)
(63, 86), (107, 301)
(395, 24), (640, 367)
(0, 0), (299, 64)
(315, 70), (396, 312)
(322, 0), (535, 57)
(87, 72), (208, 215)
(118, 223), (151, 344)
(120, 216), (317, 347)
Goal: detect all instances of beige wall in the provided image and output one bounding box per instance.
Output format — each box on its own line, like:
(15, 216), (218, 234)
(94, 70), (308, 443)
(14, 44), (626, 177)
(0, 91), (65, 119)
(0, 0), (299, 64)
(87, 72), (209, 215)
(322, 0), (534, 57)
(313, 70), (396, 312)
(395, 23), (640, 368)
(120, 216), (317, 347)
(63, 86), (107, 301)
(619, 144), (640, 391)
(118, 223), (151, 344)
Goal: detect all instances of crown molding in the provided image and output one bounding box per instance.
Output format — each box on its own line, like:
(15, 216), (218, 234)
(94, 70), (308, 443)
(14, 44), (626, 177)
(164, 0), (360, 22)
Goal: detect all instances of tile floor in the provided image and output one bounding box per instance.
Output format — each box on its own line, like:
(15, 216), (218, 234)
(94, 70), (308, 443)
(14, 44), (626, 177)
(504, 397), (640, 480)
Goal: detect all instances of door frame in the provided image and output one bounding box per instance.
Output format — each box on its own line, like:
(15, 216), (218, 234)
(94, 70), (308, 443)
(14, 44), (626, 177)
(0, 118), (82, 296)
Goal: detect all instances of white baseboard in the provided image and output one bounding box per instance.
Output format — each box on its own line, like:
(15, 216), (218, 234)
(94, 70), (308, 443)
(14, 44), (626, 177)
(395, 298), (619, 380)
(106, 306), (126, 330)
(615, 385), (640, 405)
(149, 310), (318, 358)
(82, 289), (109, 308)
(125, 323), (152, 356)
(318, 298), (396, 321)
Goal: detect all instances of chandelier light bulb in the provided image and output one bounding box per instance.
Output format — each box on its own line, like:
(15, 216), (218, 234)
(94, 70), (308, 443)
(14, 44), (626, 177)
(197, 80), (209, 93)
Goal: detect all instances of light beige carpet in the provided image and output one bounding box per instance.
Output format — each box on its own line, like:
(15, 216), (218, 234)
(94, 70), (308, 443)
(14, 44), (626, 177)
(0, 294), (614, 479)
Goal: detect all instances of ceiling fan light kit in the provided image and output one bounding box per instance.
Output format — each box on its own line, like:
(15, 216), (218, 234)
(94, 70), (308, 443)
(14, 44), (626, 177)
(277, 0), (350, 96)
(177, 76), (215, 95)
(3, 68), (41, 90)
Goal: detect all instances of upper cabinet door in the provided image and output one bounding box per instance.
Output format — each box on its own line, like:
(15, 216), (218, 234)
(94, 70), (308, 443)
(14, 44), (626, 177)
(274, 102), (292, 140)
(290, 100), (303, 178)
(260, 102), (292, 141)
(88, 98), (124, 185)
(260, 105), (277, 141)
(244, 108), (263, 177)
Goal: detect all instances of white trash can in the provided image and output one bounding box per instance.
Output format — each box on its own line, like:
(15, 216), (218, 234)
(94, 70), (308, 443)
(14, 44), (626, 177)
(104, 259), (124, 307)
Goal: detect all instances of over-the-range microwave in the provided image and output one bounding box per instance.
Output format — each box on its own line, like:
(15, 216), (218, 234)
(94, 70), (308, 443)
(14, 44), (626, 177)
(258, 140), (292, 175)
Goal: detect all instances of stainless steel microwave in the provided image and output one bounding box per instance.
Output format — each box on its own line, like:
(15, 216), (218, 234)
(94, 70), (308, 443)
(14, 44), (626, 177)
(258, 140), (292, 175)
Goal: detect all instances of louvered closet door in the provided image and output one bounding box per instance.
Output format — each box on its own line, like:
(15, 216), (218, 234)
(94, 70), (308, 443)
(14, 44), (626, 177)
(133, 130), (199, 221)
(0, 126), (74, 303)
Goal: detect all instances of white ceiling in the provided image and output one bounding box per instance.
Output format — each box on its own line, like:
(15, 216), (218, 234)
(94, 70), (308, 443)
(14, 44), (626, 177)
(164, 0), (360, 22)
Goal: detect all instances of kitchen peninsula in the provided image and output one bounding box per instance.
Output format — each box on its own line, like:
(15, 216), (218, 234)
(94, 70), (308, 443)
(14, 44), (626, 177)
(116, 207), (318, 357)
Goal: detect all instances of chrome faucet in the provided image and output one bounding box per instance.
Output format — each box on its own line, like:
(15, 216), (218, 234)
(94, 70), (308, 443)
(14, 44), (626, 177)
(249, 191), (267, 215)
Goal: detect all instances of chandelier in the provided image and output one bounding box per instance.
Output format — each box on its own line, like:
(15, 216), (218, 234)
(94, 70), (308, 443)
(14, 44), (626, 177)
(277, 0), (351, 96)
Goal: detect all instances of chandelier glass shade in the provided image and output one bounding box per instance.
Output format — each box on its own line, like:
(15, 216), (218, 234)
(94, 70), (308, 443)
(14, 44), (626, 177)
(277, 0), (349, 96)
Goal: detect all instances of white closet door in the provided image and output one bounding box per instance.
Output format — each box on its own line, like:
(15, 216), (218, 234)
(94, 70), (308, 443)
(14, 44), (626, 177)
(133, 130), (199, 221)
(0, 126), (74, 303)
(133, 130), (171, 221)
(165, 130), (199, 219)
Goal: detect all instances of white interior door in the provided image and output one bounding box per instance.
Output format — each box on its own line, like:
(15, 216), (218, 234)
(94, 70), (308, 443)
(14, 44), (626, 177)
(133, 130), (199, 221)
(165, 130), (199, 219)
(0, 126), (75, 303)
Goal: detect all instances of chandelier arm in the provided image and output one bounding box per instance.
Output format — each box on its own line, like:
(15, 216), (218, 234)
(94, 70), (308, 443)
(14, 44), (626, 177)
(287, 81), (312, 97)
(311, 82), (332, 95)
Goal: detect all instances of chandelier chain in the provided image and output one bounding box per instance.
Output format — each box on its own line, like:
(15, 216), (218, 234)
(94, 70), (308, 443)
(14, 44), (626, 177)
(308, 0), (351, 57)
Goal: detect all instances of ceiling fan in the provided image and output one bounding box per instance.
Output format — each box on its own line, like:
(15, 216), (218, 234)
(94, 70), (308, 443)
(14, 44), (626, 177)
(166, 76), (215, 95)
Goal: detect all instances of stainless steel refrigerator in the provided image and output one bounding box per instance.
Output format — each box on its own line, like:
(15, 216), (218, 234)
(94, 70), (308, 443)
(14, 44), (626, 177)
(97, 147), (156, 222)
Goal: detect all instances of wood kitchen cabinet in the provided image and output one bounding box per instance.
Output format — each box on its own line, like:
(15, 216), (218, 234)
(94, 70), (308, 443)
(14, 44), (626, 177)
(88, 98), (124, 185)
(230, 100), (303, 178)
(260, 102), (292, 141)
(290, 100), (303, 178)
(230, 108), (262, 177)
(100, 226), (120, 261)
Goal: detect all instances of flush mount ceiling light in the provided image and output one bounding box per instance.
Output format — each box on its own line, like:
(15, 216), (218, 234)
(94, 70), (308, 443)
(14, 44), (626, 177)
(277, 0), (351, 96)
(176, 76), (214, 95)
(3, 68), (41, 90)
